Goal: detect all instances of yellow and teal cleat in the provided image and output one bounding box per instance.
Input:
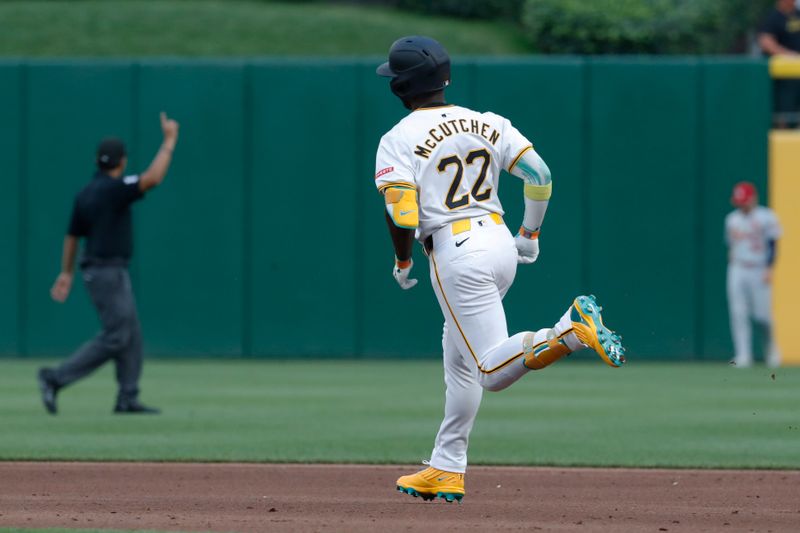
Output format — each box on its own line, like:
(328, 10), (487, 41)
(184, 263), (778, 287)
(571, 294), (626, 367)
(396, 467), (464, 503)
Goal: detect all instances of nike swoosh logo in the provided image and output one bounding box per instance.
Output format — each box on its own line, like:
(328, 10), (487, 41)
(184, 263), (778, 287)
(455, 238), (469, 247)
(437, 477), (447, 482)
(399, 210), (416, 216)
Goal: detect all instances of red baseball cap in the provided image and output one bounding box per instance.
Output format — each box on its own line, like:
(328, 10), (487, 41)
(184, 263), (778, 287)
(731, 181), (757, 207)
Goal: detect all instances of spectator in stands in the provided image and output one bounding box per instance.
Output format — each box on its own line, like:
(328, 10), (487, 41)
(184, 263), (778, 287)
(758, 0), (800, 129)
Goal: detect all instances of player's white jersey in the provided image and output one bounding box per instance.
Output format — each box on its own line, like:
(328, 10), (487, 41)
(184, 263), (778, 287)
(374, 104), (532, 240)
(725, 206), (781, 267)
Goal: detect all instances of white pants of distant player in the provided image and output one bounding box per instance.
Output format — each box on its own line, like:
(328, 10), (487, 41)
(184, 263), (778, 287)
(424, 215), (581, 473)
(727, 263), (780, 368)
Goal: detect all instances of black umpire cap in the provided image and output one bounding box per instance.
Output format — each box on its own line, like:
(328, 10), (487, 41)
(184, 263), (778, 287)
(96, 137), (126, 170)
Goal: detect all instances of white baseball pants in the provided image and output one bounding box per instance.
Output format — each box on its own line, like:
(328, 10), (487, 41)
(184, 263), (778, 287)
(426, 216), (581, 473)
(727, 263), (780, 367)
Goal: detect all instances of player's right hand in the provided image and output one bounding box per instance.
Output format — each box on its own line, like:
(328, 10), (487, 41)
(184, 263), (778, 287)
(392, 258), (418, 290)
(514, 234), (540, 264)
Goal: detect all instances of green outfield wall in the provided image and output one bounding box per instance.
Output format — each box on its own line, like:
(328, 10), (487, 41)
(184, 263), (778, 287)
(0, 58), (769, 360)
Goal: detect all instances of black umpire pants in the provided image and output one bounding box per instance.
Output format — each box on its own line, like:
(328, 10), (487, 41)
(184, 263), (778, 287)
(51, 265), (143, 402)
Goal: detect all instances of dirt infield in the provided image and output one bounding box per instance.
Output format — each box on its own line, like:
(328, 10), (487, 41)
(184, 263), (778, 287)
(1, 462), (798, 532)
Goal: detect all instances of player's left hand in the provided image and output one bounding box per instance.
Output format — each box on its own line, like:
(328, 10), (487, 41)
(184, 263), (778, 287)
(392, 258), (418, 290)
(514, 234), (540, 264)
(764, 267), (773, 284)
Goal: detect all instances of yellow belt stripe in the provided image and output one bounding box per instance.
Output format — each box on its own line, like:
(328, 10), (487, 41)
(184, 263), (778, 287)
(448, 214), (503, 237)
(451, 219), (471, 235)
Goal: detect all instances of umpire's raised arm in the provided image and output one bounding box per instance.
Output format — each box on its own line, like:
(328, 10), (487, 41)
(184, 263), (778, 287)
(139, 112), (180, 192)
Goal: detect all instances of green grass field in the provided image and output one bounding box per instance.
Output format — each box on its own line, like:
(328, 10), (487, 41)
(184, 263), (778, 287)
(2, 359), (798, 468)
(0, 0), (529, 57)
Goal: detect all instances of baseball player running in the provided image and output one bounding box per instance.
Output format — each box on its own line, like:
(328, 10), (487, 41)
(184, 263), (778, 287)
(374, 36), (626, 503)
(726, 181), (782, 368)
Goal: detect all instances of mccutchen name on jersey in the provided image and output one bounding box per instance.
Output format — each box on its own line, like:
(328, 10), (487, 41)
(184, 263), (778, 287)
(414, 118), (501, 159)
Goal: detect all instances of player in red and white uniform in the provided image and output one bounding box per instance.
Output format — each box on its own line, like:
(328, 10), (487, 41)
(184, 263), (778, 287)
(726, 182), (782, 368)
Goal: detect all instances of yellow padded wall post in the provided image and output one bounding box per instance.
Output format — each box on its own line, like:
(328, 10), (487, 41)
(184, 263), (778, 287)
(769, 130), (800, 365)
(769, 56), (800, 79)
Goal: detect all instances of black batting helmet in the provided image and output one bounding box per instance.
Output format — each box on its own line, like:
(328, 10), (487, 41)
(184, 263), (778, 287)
(376, 36), (451, 100)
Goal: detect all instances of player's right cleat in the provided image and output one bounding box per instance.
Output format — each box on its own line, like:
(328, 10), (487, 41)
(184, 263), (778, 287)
(571, 295), (626, 367)
(396, 466), (464, 503)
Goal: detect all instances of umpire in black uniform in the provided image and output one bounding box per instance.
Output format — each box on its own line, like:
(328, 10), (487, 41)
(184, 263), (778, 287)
(38, 112), (179, 415)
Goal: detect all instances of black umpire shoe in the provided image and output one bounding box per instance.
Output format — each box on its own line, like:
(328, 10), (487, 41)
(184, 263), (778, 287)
(113, 400), (161, 414)
(37, 368), (59, 415)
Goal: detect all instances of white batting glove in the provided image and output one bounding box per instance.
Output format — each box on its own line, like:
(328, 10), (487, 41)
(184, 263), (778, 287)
(392, 258), (418, 290)
(515, 227), (540, 264)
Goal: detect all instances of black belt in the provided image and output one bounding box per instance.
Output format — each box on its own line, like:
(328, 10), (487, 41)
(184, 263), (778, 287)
(80, 257), (129, 269)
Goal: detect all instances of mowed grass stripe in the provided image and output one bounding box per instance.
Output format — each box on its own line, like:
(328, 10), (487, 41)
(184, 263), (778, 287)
(1, 359), (798, 468)
(0, 0), (529, 57)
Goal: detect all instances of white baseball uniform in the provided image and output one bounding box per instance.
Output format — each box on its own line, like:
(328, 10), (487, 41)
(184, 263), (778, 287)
(375, 104), (584, 473)
(725, 206), (782, 367)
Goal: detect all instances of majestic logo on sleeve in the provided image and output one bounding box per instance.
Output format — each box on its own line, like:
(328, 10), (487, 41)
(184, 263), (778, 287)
(375, 166), (394, 179)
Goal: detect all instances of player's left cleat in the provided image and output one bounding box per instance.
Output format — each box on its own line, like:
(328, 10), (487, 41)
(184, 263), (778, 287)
(570, 295), (626, 367)
(396, 466), (464, 503)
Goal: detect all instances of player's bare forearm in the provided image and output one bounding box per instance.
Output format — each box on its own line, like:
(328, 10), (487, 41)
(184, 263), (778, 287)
(139, 112), (180, 192)
(385, 211), (415, 261)
(758, 34), (798, 56)
(61, 235), (78, 275)
(51, 235), (78, 302)
(141, 142), (174, 187)
(767, 239), (778, 268)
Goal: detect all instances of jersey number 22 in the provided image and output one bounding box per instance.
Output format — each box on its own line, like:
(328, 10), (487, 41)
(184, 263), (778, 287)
(439, 148), (492, 210)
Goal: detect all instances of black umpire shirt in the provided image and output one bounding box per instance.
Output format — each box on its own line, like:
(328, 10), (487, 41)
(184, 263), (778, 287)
(760, 7), (800, 53)
(67, 171), (144, 265)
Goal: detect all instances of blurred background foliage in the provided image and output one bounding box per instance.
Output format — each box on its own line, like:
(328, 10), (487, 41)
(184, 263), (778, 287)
(0, 0), (780, 57)
(395, 0), (526, 20)
(386, 0), (776, 54)
(520, 0), (776, 54)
